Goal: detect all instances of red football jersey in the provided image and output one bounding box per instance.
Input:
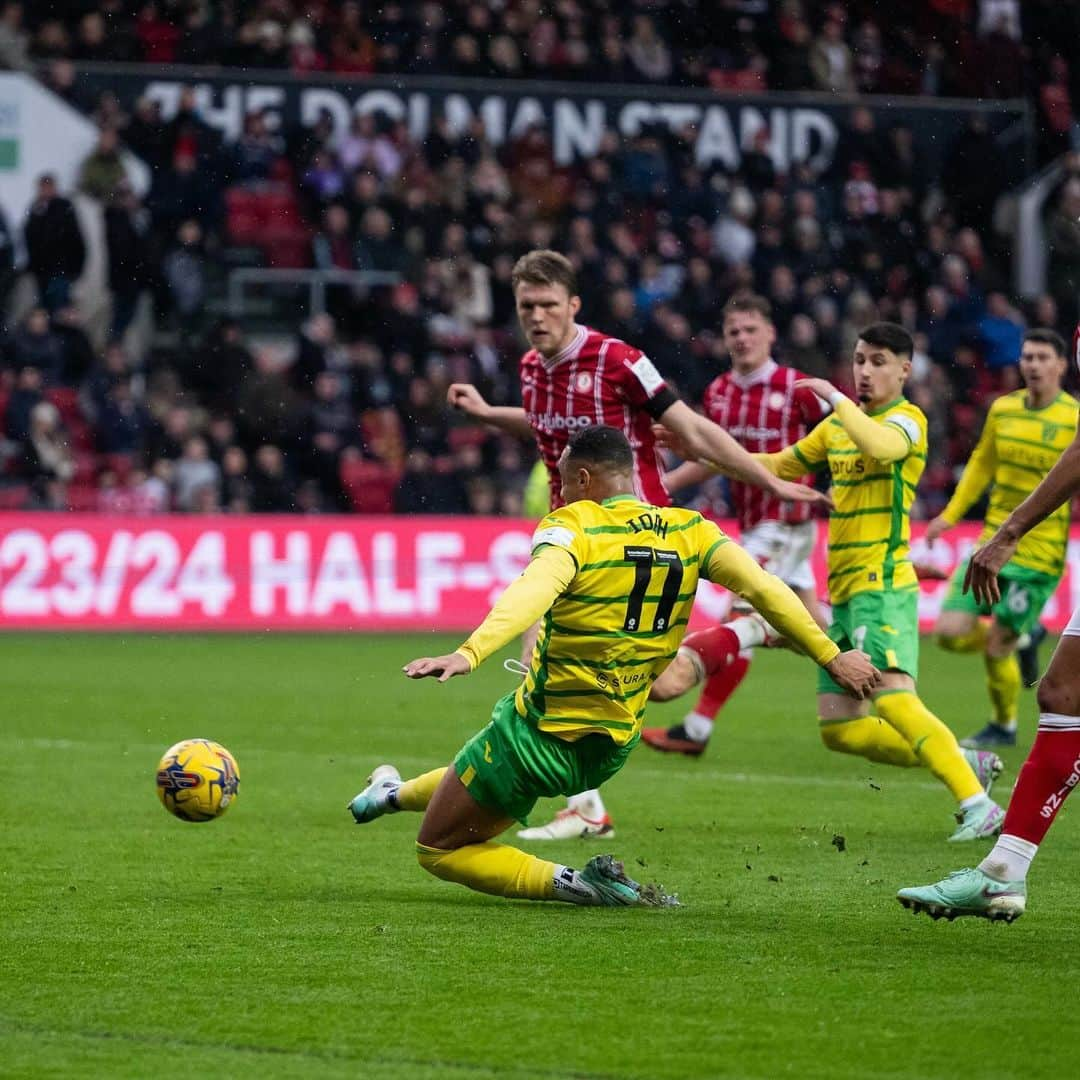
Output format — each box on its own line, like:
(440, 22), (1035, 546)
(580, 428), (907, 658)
(520, 324), (677, 509)
(702, 359), (827, 530)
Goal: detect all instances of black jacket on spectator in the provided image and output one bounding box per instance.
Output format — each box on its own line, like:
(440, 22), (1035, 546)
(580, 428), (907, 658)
(6, 325), (65, 381)
(250, 460), (295, 513)
(4, 387), (43, 443)
(0, 207), (16, 317)
(53, 317), (96, 385)
(96, 385), (150, 454)
(25, 195), (85, 283)
(105, 204), (151, 294)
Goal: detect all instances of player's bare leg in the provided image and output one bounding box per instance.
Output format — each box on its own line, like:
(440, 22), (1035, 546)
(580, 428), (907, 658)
(351, 763), (671, 905)
(818, 672), (1005, 841)
(898, 634), (1080, 920)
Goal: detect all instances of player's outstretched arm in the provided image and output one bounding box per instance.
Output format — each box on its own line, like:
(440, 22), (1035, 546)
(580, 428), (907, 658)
(402, 544), (577, 684)
(660, 401), (831, 508)
(966, 427), (1080, 605)
(932, 411), (998, 540)
(662, 460), (713, 493)
(794, 379), (908, 463)
(704, 538), (880, 697)
(706, 538), (837, 664)
(447, 383), (534, 439)
(403, 653), (473, 682)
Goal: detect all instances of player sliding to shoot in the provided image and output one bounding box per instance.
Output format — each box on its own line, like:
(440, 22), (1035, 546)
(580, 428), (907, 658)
(675, 323), (1006, 841)
(348, 426), (879, 907)
(447, 250), (829, 841)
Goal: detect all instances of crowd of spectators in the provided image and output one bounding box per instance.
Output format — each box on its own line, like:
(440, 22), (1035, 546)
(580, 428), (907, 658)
(1, 0), (1079, 519)
(1, 0), (1076, 108)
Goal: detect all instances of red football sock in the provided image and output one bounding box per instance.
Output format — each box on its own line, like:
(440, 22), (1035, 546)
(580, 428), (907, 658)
(680, 625), (741, 678)
(694, 654), (752, 719)
(1001, 728), (1080, 845)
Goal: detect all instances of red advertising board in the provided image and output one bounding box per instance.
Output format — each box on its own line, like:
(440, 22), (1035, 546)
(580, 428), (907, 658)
(1, 513), (1078, 632)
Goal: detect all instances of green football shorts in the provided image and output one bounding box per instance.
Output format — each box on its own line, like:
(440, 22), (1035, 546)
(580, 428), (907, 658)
(453, 692), (636, 824)
(941, 558), (1058, 638)
(817, 587), (920, 694)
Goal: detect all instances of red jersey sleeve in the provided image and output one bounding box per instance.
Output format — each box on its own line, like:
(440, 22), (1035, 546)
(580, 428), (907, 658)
(612, 344), (678, 419)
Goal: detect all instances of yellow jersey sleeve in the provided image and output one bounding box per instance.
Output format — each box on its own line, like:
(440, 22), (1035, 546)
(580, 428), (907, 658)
(879, 401), (927, 458)
(755, 421), (830, 480)
(834, 397), (910, 464)
(456, 546), (576, 669)
(703, 539), (840, 667)
(531, 506), (588, 568)
(941, 402), (998, 524)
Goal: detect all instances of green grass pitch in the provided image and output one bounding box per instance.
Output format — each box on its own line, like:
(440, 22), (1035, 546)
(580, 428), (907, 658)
(3, 632), (1078, 1079)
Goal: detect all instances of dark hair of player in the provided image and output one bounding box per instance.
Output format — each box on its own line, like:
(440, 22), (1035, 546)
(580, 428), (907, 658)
(857, 321), (914, 359)
(511, 249), (579, 297)
(1023, 327), (1068, 357)
(721, 291), (773, 323)
(565, 425), (634, 473)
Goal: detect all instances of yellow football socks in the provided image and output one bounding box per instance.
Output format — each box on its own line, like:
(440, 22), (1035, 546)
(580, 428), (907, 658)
(416, 841), (558, 900)
(875, 689), (982, 801)
(395, 768), (447, 812)
(937, 622), (989, 654)
(818, 715), (919, 766)
(938, 621), (1020, 729)
(985, 652), (1021, 729)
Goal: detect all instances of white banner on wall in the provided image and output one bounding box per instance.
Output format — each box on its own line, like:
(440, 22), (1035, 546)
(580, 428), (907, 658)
(0, 72), (149, 242)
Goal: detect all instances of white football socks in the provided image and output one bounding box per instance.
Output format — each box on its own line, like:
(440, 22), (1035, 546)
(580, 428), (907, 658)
(729, 615), (767, 651)
(980, 834), (1038, 883)
(683, 711), (714, 743)
(567, 789), (605, 819)
(552, 864), (600, 904)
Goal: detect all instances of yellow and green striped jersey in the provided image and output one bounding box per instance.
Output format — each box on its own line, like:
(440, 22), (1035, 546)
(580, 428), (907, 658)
(942, 389), (1079, 578)
(785, 397), (927, 604)
(517, 495), (727, 745)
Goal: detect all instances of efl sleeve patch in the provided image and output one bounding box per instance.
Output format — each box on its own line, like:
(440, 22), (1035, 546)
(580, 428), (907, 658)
(628, 355), (666, 396)
(885, 413), (921, 445)
(532, 525), (576, 551)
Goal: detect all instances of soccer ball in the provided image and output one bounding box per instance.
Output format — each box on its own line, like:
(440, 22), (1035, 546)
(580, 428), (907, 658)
(156, 739), (240, 822)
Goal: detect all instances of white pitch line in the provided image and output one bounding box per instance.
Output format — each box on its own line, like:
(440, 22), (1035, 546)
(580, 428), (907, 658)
(19, 738), (950, 792)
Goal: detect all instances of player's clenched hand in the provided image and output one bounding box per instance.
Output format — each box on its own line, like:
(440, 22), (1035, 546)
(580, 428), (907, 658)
(447, 383), (491, 418)
(824, 650), (881, 700)
(770, 478), (833, 510)
(792, 377), (839, 403)
(963, 529), (1020, 606)
(403, 652), (473, 682)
